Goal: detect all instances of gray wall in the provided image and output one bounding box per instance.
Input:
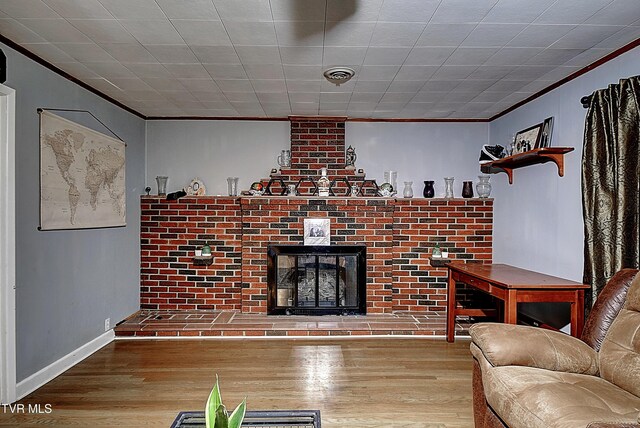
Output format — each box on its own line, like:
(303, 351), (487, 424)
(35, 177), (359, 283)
(2, 42), (145, 382)
(347, 122), (488, 196)
(146, 120), (488, 196)
(489, 45), (640, 326)
(146, 120), (290, 195)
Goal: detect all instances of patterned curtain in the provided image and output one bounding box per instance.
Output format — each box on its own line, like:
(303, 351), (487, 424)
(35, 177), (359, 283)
(582, 75), (640, 307)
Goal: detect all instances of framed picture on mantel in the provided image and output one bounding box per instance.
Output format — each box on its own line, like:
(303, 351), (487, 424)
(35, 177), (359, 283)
(514, 123), (543, 153)
(537, 117), (554, 148)
(304, 218), (330, 246)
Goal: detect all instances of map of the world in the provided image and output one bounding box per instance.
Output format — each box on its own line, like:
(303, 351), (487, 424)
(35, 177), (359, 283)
(40, 111), (126, 230)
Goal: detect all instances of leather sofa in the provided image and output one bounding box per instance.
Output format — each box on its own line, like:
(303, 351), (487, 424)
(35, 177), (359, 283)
(470, 269), (640, 428)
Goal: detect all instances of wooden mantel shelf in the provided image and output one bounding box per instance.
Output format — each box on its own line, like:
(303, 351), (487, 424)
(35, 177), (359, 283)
(480, 147), (574, 184)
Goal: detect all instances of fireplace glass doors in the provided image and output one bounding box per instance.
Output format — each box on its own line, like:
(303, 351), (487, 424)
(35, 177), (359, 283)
(267, 245), (366, 315)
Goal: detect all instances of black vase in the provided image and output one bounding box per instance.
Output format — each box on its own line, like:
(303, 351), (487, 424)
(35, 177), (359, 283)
(462, 181), (474, 198)
(423, 181), (435, 198)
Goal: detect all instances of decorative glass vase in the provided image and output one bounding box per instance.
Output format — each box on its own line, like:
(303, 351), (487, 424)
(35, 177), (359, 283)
(423, 180), (435, 198)
(384, 171), (397, 193)
(476, 175), (492, 198)
(403, 181), (413, 198)
(227, 177), (239, 196)
(444, 177), (454, 198)
(462, 181), (474, 198)
(156, 176), (168, 196)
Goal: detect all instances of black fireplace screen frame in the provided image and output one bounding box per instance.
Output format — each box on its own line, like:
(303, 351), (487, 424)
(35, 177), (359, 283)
(267, 245), (366, 315)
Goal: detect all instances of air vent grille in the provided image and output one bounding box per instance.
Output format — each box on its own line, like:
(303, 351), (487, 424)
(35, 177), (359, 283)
(323, 67), (355, 86)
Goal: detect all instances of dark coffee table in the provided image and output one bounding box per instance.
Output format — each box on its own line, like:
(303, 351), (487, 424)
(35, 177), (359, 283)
(170, 410), (321, 428)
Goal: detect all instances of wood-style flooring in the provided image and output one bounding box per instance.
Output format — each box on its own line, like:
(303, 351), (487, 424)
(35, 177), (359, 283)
(1, 338), (474, 427)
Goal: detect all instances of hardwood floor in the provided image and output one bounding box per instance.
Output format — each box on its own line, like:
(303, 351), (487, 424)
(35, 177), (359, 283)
(1, 338), (474, 427)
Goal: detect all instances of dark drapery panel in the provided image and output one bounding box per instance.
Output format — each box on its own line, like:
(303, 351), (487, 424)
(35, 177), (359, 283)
(582, 75), (640, 306)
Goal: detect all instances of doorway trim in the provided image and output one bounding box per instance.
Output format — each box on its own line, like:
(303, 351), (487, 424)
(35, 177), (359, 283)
(0, 83), (16, 404)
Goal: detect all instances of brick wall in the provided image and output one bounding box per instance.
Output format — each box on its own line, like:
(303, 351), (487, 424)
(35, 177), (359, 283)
(140, 196), (493, 314)
(290, 117), (346, 172)
(393, 199), (493, 313)
(260, 117), (357, 195)
(140, 197), (242, 311)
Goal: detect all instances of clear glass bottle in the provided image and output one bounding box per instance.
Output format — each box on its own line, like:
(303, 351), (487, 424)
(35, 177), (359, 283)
(318, 167), (330, 197)
(444, 177), (454, 198)
(403, 181), (413, 198)
(476, 175), (492, 198)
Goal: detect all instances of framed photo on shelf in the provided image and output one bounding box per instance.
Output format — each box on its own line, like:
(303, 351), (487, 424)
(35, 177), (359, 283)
(537, 117), (554, 148)
(303, 218), (330, 246)
(514, 123), (543, 153)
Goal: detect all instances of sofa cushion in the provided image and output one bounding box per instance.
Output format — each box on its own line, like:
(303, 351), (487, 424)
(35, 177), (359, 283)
(470, 323), (598, 375)
(599, 273), (640, 398)
(483, 365), (640, 428)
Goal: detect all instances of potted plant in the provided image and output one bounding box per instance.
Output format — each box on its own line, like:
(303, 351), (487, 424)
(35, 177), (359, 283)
(206, 375), (246, 428)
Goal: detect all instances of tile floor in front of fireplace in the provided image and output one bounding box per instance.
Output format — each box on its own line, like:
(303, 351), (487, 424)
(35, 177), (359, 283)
(114, 310), (473, 338)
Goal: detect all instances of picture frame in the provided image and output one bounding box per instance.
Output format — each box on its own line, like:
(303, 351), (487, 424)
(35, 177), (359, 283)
(514, 123), (543, 153)
(537, 116), (554, 148)
(303, 218), (330, 246)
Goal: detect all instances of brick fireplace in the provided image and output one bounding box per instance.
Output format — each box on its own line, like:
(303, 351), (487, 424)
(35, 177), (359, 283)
(139, 117), (493, 316)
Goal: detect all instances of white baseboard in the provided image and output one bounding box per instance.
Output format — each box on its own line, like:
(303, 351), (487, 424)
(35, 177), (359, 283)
(16, 330), (114, 400)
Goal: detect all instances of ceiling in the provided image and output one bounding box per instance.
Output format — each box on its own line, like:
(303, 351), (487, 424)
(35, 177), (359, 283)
(1, 0), (639, 119)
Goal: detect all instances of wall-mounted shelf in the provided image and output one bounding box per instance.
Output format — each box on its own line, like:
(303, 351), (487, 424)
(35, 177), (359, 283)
(480, 147), (574, 184)
(193, 255), (213, 266)
(429, 257), (452, 267)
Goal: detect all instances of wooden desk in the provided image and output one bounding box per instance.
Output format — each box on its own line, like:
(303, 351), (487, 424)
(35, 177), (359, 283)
(447, 263), (590, 342)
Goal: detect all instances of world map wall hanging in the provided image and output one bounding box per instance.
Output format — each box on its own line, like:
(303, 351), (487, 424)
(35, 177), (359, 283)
(39, 110), (126, 230)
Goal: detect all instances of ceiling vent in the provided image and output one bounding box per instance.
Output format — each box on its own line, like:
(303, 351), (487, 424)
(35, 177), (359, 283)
(323, 67), (355, 86)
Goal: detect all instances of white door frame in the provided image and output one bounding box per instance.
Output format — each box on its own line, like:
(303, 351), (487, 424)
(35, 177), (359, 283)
(0, 83), (16, 404)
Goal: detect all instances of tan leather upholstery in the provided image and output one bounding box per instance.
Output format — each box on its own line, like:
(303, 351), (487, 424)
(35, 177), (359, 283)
(471, 270), (640, 428)
(470, 323), (598, 375)
(483, 365), (640, 428)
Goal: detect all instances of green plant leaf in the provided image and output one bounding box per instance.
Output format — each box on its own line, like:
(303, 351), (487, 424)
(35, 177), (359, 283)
(205, 374), (223, 428)
(228, 397), (246, 428)
(214, 404), (229, 428)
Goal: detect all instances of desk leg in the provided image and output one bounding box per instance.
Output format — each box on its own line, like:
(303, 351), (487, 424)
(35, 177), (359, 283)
(447, 272), (456, 343)
(504, 289), (518, 325)
(570, 290), (585, 338)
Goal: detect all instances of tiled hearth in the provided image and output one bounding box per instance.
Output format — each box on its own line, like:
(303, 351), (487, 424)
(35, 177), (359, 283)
(114, 310), (473, 337)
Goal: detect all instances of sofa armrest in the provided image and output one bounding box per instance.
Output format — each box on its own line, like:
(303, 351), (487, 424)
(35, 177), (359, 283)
(469, 323), (598, 375)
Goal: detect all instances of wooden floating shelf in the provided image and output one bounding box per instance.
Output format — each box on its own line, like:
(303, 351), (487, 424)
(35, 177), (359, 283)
(480, 147), (574, 184)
